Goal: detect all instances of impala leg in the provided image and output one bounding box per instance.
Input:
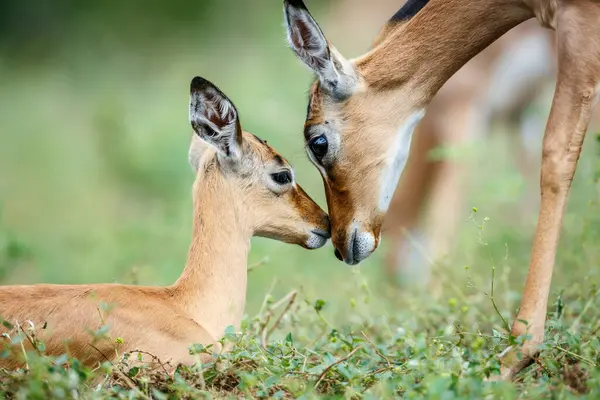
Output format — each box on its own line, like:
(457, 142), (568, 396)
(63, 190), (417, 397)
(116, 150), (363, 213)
(498, 1), (600, 380)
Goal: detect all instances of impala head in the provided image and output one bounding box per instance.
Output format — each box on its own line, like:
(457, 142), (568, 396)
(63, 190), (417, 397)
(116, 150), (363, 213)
(188, 76), (330, 249)
(284, 0), (426, 264)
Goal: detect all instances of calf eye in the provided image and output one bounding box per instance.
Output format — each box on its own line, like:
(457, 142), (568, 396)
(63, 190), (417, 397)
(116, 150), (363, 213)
(271, 171), (293, 185)
(309, 135), (328, 160)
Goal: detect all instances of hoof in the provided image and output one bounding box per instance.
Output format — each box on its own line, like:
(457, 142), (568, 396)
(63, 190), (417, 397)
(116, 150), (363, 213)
(487, 345), (537, 381)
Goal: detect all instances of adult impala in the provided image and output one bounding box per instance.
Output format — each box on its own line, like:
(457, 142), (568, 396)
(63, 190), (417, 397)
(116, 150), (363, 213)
(284, 0), (600, 379)
(0, 77), (330, 371)
(321, 0), (559, 279)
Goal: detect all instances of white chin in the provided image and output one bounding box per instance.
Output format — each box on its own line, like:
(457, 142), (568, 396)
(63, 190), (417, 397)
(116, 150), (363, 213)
(306, 234), (328, 249)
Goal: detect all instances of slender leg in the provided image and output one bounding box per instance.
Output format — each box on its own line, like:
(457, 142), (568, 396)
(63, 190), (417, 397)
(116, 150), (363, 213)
(498, 1), (600, 380)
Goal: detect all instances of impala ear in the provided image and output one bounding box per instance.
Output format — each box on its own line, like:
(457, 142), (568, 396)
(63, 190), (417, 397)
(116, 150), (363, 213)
(189, 76), (243, 160)
(283, 0), (358, 98)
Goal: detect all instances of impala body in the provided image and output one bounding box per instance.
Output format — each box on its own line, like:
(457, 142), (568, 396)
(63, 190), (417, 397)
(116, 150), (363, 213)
(284, 0), (600, 379)
(0, 77), (330, 371)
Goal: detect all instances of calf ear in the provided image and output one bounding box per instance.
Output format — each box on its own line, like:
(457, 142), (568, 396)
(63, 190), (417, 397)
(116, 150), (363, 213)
(283, 0), (357, 98)
(189, 76), (243, 160)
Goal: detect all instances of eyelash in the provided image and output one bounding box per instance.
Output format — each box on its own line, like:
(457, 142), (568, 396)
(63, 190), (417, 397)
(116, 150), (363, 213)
(271, 171), (293, 185)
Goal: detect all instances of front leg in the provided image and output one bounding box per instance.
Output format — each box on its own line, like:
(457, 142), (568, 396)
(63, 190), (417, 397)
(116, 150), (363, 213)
(495, 0), (600, 380)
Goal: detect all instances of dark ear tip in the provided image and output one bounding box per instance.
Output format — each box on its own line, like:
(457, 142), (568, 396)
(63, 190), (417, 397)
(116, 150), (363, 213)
(190, 76), (211, 93)
(284, 0), (308, 10)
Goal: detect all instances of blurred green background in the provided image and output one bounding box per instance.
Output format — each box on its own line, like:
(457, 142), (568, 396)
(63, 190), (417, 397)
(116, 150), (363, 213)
(1, 0), (599, 322)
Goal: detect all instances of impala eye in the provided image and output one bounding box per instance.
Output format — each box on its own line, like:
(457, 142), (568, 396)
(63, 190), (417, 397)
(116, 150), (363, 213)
(309, 135), (328, 160)
(271, 170), (293, 185)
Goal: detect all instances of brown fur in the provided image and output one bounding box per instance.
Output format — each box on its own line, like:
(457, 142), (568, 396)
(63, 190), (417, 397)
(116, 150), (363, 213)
(296, 0), (532, 260)
(384, 20), (556, 276)
(0, 124), (329, 372)
(288, 0), (600, 379)
(498, 0), (600, 380)
(327, 0), (600, 279)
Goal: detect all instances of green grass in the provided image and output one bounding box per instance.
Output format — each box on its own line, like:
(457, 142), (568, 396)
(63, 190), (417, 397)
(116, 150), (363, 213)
(2, 0), (600, 397)
(2, 260), (600, 398)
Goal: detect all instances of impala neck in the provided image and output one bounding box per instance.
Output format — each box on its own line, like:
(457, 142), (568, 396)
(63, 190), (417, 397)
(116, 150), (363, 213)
(357, 0), (533, 103)
(172, 165), (252, 340)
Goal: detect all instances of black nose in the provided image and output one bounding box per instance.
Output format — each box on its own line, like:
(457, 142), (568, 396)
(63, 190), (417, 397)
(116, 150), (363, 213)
(334, 248), (343, 261)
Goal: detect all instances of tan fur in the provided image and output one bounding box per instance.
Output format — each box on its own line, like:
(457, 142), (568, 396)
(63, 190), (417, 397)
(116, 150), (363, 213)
(385, 20), (556, 277)
(288, 0), (600, 379)
(498, 0), (600, 380)
(299, 0), (531, 260)
(323, 1), (557, 277)
(0, 127), (329, 372)
(327, 1), (600, 279)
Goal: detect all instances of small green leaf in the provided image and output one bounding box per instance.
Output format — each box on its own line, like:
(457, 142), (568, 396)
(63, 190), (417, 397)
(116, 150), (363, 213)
(337, 364), (352, 380)
(314, 299), (326, 312)
(127, 367), (140, 378)
(323, 352), (336, 364)
(189, 343), (206, 355)
(224, 325), (236, 335)
(264, 375), (279, 388)
(94, 325), (110, 337)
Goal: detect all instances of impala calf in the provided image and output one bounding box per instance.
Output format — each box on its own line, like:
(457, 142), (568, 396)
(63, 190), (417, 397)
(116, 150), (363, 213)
(284, 0), (600, 379)
(0, 77), (330, 371)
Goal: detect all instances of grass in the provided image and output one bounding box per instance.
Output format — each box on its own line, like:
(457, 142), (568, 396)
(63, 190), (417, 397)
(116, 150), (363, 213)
(2, 0), (600, 397)
(2, 255), (600, 398)
(2, 186), (600, 398)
